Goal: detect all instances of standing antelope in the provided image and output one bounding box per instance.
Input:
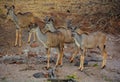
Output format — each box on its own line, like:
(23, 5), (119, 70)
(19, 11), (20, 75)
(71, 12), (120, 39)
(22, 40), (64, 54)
(28, 23), (65, 69)
(68, 26), (107, 71)
(4, 5), (35, 47)
(43, 17), (80, 62)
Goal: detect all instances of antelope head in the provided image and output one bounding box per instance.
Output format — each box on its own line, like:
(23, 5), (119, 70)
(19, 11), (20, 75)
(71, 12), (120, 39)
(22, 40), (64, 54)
(4, 5), (15, 23)
(28, 23), (38, 33)
(43, 16), (55, 32)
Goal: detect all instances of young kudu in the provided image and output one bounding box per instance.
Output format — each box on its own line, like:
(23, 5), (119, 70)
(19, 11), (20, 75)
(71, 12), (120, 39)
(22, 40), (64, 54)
(4, 5), (35, 47)
(68, 26), (107, 71)
(43, 17), (80, 62)
(28, 23), (65, 69)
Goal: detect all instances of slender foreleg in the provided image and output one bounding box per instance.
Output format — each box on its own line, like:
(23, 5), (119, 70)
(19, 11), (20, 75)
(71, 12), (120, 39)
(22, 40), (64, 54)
(70, 46), (79, 62)
(58, 45), (64, 66)
(15, 29), (19, 46)
(27, 32), (32, 43)
(47, 48), (51, 69)
(18, 28), (22, 47)
(33, 32), (36, 42)
(55, 48), (60, 67)
(79, 48), (86, 71)
(101, 45), (107, 69)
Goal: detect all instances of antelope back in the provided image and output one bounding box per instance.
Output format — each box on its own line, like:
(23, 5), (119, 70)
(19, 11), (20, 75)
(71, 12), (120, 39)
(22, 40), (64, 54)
(44, 17), (74, 43)
(58, 28), (74, 43)
(46, 31), (64, 47)
(17, 12), (34, 27)
(75, 32), (106, 49)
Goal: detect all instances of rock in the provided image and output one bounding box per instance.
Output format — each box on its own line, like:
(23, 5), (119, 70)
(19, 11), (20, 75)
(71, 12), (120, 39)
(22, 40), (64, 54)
(48, 67), (57, 79)
(47, 78), (77, 82)
(30, 42), (39, 48)
(117, 70), (120, 74)
(2, 55), (26, 64)
(28, 51), (37, 58)
(33, 72), (45, 78)
(74, 59), (88, 66)
(88, 55), (102, 62)
(36, 56), (56, 64)
(50, 57), (56, 63)
(22, 49), (29, 56)
(36, 56), (47, 64)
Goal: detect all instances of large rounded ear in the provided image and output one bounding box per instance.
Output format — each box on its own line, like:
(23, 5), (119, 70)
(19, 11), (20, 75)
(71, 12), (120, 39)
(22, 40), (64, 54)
(74, 26), (78, 30)
(50, 16), (54, 22)
(4, 5), (8, 9)
(11, 5), (15, 9)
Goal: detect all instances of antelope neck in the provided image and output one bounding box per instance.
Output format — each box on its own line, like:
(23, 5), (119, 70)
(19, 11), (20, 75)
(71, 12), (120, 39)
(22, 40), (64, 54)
(10, 11), (19, 29)
(35, 27), (47, 48)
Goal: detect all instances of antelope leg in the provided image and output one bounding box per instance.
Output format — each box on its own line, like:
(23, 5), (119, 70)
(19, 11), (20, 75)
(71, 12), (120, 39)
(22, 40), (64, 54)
(47, 48), (50, 69)
(70, 47), (79, 62)
(27, 32), (32, 43)
(15, 29), (19, 46)
(19, 28), (22, 47)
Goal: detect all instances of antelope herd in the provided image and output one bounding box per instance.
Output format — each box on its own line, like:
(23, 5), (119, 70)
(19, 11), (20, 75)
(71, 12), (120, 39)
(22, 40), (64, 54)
(4, 5), (107, 71)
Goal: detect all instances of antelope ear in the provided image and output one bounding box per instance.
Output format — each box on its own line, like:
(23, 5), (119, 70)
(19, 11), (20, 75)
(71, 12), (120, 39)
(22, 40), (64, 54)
(50, 16), (54, 22)
(74, 26), (77, 30)
(11, 5), (15, 9)
(4, 5), (8, 9)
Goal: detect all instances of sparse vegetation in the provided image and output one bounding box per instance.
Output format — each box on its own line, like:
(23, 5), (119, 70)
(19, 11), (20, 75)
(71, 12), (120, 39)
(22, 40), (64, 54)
(93, 63), (98, 67)
(0, 77), (7, 81)
(103, 76), (112, 82)
(0, 0), (120, 82)
(47, 81), (51, 82)
(66, 73), (78, 80)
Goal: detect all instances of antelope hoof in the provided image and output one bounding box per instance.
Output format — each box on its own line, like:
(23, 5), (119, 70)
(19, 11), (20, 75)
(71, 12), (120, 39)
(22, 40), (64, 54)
(28, 41), (30, 43)
(70, 57), (74, 63)
(78, 67), (84, 71)
(101, 65), (106, 69)
(60, 65), (63, 67)
(59, 62), (63, 67)
(55, 64), (59, 67)
(70, 59), (73, 63)
(19, 45), (22, 47)
(33, 41), (36, 43)
(45, 66), (50, 70)
(14, 44), (17, 47)
(58, 61), (62, 65)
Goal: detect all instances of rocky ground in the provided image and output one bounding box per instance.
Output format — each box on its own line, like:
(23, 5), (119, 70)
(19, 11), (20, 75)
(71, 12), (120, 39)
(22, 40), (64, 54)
(0, 34), (120, 82)
(0, 0), (120, 82)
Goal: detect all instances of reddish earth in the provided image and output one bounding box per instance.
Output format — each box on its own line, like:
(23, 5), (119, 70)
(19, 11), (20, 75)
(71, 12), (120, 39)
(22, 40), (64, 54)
(0, 0), (120, 81)
(0, 19), (120, 81)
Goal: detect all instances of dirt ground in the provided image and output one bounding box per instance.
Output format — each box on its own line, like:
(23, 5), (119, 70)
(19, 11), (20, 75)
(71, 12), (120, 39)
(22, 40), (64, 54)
(0, 0), (120, 82)
(0, 33), (120, 82)
(0, 11), (120, 82)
